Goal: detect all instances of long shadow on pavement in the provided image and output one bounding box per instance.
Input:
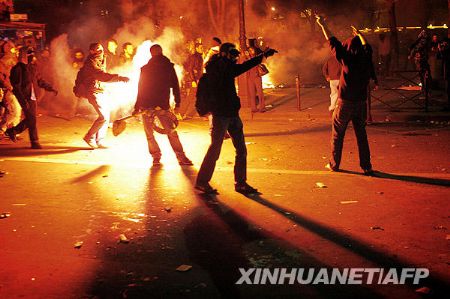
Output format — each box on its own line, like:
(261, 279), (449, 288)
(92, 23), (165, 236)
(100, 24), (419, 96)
(0, 145), (90, 157)
(245, 125), (329, 138)
(244, 194), (450, 298)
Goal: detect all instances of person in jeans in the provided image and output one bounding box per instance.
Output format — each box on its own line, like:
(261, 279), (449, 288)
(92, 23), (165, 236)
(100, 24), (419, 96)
(134, 44), (193, 166)
(316, 16), (376, 175)
(195, 43), (276, 194)
(5, 47), (58, 149)
(76, 43), (129, 149)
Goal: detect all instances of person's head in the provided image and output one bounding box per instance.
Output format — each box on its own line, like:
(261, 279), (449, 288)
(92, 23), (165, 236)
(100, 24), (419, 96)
(2, 40), (16, 56)
(107, 39), (118, 54)
(123, 42), (134, 56)
(150, 44), (163, 57)
(219, 42), (240, 62)
(343, 36), (363, 55)
(89, 42), (104, 57)
(212, 37), (221, 47)
(73, 48), (84, 61)
(432, 34), (438, 43)
(195, 43), (203, 54)
(18, 46), (35, 64)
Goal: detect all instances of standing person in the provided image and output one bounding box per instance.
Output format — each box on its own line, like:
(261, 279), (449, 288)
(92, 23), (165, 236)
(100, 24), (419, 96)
(5, 47), (58, 149)
(0, 40), (21, 134)
(322, 55), (341, 112)
(182, 42), (203, 119)
(378, 33), (391, 78)
(247, 45), (266, 113)
(105, 39), (120, 70)
(75, 42), (129, 148)
(409, 30), (431, 94)
(438, 39), (450, 110)
(120, 42), (135, 66)
(316, 16), (376, 175)
(134, 44), (193, 166)
(195, 42), (277, 194)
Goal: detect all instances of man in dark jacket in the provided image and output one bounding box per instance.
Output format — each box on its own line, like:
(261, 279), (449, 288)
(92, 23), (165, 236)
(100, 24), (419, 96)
(134, 44), (192, 166)
(195, 42), (276, 194)
(5, 47), (57, 149)
(77, 42), (129, 148)
(316, 16), (376, 175)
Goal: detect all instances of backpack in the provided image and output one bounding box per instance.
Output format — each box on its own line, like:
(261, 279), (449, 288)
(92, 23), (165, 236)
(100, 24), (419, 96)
(73, 68), (86, 98)
(195, 72), (219, 116)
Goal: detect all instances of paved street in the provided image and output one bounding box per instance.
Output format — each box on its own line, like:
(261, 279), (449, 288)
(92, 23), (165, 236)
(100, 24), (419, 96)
(1, 87), (449, 298)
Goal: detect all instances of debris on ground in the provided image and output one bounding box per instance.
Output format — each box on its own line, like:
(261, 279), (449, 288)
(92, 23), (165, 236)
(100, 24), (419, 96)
(433, 225), (447, 230)
(102, 174), (108, 178)
(245, 142), (256, 145)
(119, 234), (130, 244)
(74, 241), (84, 249)
(340, 200), (358, 204)
(0, 170), (7, 177)
(415, 286), (431, 294)
(176, 265), (192, 272)
(446, 234), (450, 240)
(164, 207), (172, 213)
(0, 212), (11, 219)
(315, 182), (327, 188)
(370, 226), (385, 231)
(377, 191), (384, 195)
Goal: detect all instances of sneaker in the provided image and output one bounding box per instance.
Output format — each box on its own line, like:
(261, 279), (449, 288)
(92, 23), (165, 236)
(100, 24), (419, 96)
(30, 142), (42, 149)
(83, 136), (96, 148)
(178, 156), (193, 166)
(235, 182), (260, 195)
(96, 142), (109, 149)
(195, 182), (218, 194)
(325, 163), (339, 172)
(5, 128), (17, 142)
(363, 168), (375, 176)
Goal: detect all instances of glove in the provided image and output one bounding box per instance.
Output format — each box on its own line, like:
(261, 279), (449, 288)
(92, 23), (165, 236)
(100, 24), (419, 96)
(119, 76), (130, 83)
(264, 48), (278, 58)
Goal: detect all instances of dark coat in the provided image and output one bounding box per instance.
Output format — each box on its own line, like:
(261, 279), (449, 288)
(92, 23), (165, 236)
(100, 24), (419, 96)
(330, 36), (377, 102)
(183, 52), (203, 83)
(77, 54), (121, 96)
(10, 61), (55, 104)
(135, 55), (181, 110)
(205, 53), (263, 117)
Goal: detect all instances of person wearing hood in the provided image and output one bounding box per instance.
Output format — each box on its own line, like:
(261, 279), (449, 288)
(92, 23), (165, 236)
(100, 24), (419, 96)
(316, 16), (377, 175)
(5, 47), (58, 149)
(134, 44), (193, 166)
(76, 42), (129, 148)
(195, 42), (277, 195)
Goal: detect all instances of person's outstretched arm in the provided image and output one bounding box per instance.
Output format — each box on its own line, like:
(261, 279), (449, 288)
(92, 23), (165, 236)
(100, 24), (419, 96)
(316, 15), (333, 41)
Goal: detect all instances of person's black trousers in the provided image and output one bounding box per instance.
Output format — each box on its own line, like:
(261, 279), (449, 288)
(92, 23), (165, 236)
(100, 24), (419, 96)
(11, 99), (38, 143)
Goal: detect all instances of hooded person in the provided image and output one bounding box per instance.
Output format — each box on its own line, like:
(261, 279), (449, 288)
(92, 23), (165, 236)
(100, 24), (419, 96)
(133, 44), (193, 166)
(76, 42), (129, 148)
(5, 47), (58, 149)
(195, 42), (277, 195)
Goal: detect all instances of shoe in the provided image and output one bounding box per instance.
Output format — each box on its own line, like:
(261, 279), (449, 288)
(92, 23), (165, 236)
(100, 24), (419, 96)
(195, 182), (218, 194)
(363, 168), (375, 176)
(235, 182), (260, 195)
(83, 136), (96, 148)
(178, 156), (193, 166)
(152, 158), (161, 166)
(30, 142), (42, 149)
(96, 142), (109, 149)
(325, 163), (339, 172)
(5, 128), (17, 142)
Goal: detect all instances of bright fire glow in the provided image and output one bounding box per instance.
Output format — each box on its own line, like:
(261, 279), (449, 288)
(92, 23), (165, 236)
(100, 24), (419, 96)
(102, 40), (183, 117)
(262, 74), (275, 89)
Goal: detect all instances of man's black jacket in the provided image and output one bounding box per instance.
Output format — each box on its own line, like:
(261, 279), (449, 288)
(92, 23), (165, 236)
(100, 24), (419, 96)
(206, 53), (263, 117)
(10, 62), (55, 104)
(135, 55), (181, 110)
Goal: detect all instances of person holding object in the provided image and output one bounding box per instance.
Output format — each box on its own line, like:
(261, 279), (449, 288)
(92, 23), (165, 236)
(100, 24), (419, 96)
(5, 47), (58, 149)
(134, 44), (193, 166)
(195, 42), (277, 194)
(316, 16), (376, 175)
(75, 43), (129, 149)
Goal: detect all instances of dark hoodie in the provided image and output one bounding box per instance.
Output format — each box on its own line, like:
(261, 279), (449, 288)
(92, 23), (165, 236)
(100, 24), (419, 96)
(135, 55), (180, 110)
(330, 36), (377, 102)
(205, 53), (263, 117)
(77, 53), (121, 96)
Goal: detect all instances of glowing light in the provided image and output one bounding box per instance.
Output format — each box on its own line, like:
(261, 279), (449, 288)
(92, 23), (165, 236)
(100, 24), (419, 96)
(271, 6), (276, 11)
(103, 40), (182, 117)
(262, 75), (275, 89)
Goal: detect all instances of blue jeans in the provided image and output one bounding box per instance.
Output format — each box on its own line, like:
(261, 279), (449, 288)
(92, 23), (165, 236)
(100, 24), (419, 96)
(197, 115), (247, 184)
(330, 99), (372, 170)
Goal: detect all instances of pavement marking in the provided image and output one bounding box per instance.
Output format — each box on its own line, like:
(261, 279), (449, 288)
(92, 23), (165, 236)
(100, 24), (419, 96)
(3, 156), (450, 178)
